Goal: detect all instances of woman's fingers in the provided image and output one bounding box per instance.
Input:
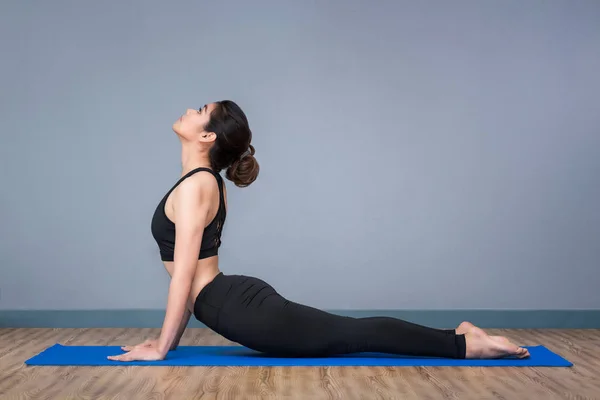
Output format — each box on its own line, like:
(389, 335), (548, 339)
(108, 353), (132, 362)
(108, 347), (163, 362)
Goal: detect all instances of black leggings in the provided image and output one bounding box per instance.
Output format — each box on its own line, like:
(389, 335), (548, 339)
(193, 272), (466, 358)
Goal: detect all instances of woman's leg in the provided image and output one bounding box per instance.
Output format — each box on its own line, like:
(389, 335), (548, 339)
(255, 301), (466, 358)
(194, 273), (466, 358)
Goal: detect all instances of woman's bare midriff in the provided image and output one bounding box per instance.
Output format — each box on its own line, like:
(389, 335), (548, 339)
(162, 256), (221, 312)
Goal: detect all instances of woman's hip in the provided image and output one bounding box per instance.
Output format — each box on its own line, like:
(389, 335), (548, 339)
(192, 272), (282, 326)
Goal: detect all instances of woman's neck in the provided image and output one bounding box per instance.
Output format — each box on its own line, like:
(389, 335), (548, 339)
(180, 143), (211, 175)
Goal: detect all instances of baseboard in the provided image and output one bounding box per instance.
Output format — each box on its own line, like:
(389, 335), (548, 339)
(1, 309), (599, 329)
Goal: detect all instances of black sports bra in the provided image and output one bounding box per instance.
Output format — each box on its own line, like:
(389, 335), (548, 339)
(150, 167), (226, 262)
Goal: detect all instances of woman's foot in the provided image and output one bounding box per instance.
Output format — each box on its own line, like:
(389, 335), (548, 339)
(455, 321), (530, 359)
(464, 329), (530, 359)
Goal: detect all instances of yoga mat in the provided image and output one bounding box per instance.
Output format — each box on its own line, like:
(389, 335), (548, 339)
(25, 344), (572, 367)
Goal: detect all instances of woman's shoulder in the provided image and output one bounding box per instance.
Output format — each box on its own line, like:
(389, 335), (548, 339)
(176, 171), (219, 196)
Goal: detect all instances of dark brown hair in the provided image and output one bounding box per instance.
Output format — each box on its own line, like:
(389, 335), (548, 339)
(205, 100), (259, 187)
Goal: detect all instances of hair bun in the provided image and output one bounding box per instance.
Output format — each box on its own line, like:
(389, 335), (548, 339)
(226, 144), (259, 187)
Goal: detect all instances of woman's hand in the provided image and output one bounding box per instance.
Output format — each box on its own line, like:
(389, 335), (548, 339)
(107, 347), (165, 362)
(121, 338), (178, 353)
(120, 338), (159, 352)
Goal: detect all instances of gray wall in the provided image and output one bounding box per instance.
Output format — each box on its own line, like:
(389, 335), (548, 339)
(1, 0), (599, 312)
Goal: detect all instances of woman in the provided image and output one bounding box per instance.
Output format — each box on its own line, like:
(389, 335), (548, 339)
(108, 100), (530, 362)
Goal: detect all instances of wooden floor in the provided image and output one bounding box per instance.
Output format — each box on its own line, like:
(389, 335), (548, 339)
(1, 328), (599, 399)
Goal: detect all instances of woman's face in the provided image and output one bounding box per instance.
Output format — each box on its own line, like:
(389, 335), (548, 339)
(172, 103), (217, 141)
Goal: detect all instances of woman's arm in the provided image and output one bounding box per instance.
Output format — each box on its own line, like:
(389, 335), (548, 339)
(120, 305), (191, 353)
(170, 307), (192, 350)
(156, 173), (213, 357)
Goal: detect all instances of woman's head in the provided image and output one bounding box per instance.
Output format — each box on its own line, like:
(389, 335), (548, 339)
(173, 100), (259, 187)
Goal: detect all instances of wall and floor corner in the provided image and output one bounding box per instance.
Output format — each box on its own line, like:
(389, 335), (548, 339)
(1, 1), (599, 330)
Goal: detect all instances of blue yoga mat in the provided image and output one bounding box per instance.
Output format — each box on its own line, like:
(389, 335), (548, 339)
(25, 344), (572, 367)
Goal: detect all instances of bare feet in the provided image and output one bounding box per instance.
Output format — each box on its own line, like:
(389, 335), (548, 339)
(463, 326), (530, 359)
(454, 321), (530, 359)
